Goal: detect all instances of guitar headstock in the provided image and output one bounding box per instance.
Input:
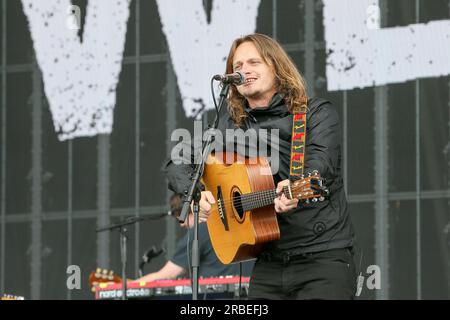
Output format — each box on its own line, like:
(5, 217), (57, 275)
(88, 268), (122, 292)
(0, 294), (25, 300)
(290, 170), (329, 203)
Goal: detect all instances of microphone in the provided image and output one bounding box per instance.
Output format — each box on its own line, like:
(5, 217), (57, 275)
(213, 71), (246, 85)
(138, 246), (164, 277)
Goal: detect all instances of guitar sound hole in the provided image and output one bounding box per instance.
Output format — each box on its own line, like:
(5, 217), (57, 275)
(232, 191), (245, 220)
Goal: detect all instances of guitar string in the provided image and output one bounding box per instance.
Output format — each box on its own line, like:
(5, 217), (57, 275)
(210, 186), (322, 213)
(210, 190), (277, 212)
(215, 196), (274, 212)
(221, 189), (298, 207)
(198, 175), (320, 210)
(210, 186), (314, 211)
(214, 184), (315, 207)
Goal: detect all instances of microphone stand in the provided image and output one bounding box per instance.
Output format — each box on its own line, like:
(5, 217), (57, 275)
(96, 213), (167, 300)
(178, 82), (231, 300)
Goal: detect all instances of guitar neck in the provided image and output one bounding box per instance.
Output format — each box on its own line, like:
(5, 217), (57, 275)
(239, 186), (289, 212)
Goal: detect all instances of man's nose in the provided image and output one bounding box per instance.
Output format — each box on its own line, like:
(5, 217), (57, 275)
(241, 66), (252, 75)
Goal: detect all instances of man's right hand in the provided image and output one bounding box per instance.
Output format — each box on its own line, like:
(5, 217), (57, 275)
(197, 191), (216, 223)
(179, 191), (216, 228)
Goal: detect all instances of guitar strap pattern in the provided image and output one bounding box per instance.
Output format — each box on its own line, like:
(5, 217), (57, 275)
(289, 97), (308, 179)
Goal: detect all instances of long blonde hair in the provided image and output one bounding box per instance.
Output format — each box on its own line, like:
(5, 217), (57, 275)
(225, 33), (307, 127)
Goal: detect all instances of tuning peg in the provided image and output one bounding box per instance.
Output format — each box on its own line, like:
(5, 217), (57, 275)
(312, 170), (318, 176)
(307, 172), (311, 177)
(312, 197), (318, 203)
(300, 174), (304, 179)
(305, 199), (310, 204)
(319, 196), (325, 201)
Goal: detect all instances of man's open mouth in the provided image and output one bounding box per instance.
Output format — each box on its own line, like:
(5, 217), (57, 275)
(244, 78), (257, 85)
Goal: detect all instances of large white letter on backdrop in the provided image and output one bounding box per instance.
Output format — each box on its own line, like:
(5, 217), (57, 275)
(22, 0), (131, 140)
(156, 0), (260, 118)
(323, 0), (450, 91)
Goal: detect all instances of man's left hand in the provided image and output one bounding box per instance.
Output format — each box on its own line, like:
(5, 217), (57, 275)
(274, 179), (299, 213)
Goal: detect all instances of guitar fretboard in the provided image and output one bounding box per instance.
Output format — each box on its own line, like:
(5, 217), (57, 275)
(239, 186), (289, 212)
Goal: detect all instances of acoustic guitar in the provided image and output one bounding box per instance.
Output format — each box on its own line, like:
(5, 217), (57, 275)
(203, 152), (328, 264)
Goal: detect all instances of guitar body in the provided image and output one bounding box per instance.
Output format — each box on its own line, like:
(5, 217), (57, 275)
(203, 152), (280, 264)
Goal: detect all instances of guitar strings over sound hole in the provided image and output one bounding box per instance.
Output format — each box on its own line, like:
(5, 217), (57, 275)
(232, 191), (245, 220)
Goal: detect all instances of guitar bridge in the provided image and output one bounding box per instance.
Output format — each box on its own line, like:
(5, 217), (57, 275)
(217, 186), (229, 231)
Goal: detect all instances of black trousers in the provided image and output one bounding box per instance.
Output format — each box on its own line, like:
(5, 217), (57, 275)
(248, 247), (357, 300)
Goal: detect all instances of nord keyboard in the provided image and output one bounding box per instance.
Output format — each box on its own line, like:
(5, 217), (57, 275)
(95, 276), (250, 300)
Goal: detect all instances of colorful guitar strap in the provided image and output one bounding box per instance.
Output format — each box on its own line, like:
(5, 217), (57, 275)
(289, 97), (308, 179)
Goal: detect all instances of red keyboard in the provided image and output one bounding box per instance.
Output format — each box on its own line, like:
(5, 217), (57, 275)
(95, 276), (250, 300)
